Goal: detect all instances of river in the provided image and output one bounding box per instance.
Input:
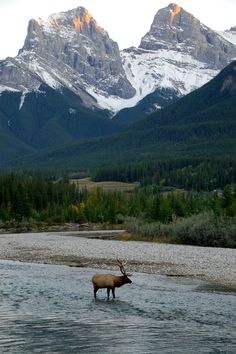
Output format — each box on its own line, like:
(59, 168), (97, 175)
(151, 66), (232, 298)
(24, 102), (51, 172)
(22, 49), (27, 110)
(0, 260), (235, 353)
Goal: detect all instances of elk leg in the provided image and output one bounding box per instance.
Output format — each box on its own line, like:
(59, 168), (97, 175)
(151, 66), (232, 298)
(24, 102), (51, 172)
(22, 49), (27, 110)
(107, 288), (110, 300)
(112, 288), (115, 299)
(94, 287), (98, 299)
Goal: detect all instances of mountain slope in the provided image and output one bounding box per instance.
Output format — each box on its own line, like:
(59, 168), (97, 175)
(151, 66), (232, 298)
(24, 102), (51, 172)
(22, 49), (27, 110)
(113, 87), (179, 128)
(0, 83), (120, 163)
(5, 60), (236, 169)
(114, 3), (236, 126)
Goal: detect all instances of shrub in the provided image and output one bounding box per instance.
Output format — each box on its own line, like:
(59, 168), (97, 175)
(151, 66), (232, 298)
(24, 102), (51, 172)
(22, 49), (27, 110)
(167, 212), (236, 248)
(125, 213), (236, 248)
(125, 217), (163, 241)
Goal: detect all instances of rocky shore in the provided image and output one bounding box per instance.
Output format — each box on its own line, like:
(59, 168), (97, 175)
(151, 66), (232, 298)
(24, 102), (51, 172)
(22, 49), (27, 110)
(0, 231), (235, 290)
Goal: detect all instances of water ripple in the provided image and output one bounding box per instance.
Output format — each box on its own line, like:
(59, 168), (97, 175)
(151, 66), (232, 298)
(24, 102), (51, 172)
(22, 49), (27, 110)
(0, 260), (235, 354)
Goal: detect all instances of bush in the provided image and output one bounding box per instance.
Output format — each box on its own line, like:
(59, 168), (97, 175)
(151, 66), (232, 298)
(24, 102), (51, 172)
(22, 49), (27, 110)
(125, 213), (236, 248)
(167, 212), (236, 248)
(125, 217), (163, 241)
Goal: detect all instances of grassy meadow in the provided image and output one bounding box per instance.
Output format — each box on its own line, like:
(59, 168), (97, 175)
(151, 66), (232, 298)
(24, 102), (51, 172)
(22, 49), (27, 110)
(70, 177), (139, 192)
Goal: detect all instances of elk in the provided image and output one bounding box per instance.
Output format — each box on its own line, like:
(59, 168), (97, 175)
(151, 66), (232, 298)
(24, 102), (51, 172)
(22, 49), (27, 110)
(91, 259), (132, 300)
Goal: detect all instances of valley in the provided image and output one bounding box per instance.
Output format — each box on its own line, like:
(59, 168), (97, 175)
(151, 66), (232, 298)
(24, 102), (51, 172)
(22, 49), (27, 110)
(0, 3), (235, 249)
(0, 3), (236, 354)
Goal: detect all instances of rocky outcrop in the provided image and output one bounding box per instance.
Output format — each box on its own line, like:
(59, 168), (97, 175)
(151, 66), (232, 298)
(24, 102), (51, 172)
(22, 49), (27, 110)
(115, 3), (236, 123)
(139, 3), (236, 69)
(0, 7), (135, 102)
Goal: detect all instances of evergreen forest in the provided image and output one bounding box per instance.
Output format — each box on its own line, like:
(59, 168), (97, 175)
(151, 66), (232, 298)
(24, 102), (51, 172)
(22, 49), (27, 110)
(0, 169), (235, 248)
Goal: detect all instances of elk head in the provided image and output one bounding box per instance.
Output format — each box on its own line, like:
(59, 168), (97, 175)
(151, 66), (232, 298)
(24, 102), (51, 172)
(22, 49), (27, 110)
(116, 259), (132, 284)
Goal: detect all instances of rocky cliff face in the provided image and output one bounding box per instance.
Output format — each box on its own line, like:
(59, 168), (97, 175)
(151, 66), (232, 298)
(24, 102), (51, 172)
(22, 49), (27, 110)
(0, 3), (236, 116)
(118, 3), (236, 118)
(139, 3), (236, 69)
(0, 7), (135, 107)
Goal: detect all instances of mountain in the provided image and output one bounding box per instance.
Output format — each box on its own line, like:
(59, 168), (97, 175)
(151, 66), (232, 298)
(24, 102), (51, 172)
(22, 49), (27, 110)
(0, 6), (132, 163)
(5, 60), (236, 169)
(1, 4), (236, 114)
(1, 3), (236, 165)
(139, 4), (236, 67)
(0, 7), (135, 103)
(114, 3), (236, 126)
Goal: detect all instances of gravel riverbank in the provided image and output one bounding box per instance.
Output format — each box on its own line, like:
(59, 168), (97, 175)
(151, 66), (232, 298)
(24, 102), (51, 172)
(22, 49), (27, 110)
(0, 231), (235, 290)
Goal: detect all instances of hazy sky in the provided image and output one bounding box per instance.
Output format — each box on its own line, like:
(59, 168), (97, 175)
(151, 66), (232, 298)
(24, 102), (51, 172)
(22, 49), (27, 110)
(1, 0), (236, 59)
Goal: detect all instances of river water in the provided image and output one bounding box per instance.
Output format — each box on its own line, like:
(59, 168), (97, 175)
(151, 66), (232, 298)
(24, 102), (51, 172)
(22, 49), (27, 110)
(0, 260), (235, 354)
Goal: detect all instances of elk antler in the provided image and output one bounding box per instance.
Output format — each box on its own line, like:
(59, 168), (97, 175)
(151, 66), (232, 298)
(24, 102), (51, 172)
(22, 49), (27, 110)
(117, 259), (126, 275)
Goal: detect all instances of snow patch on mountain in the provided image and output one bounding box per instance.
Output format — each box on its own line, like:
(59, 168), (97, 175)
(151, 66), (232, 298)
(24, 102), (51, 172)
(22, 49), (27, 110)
(27, 60), (61, 90)
(19, 90), (29, 110)
(217, 30), (236, 46)
(85, 47), (219, 113)
(121, 48), (219, 101)
(86, 86), (140, 113)
(0, 85), (20, 94)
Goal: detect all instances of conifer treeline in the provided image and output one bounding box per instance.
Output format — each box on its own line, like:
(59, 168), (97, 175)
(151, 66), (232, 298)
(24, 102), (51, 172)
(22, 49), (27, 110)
(94, 157), (236, 191)
(0, 173), (235, 225)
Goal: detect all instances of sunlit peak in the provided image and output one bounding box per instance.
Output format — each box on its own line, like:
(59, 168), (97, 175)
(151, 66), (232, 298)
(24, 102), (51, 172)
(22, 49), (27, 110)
(73, 9), (103, 32)
(169, 4), (181, 26)
(73, 16), (82, 30)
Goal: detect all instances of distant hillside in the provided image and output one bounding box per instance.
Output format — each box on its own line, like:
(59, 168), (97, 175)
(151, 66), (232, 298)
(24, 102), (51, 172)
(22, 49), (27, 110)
(0, 84), (119, 164)
(2, 60), (236, 169)
(113, 87), (179, 128)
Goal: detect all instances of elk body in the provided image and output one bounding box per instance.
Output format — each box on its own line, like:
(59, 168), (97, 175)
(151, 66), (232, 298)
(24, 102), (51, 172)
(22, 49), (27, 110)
(91, 260), (132, 300)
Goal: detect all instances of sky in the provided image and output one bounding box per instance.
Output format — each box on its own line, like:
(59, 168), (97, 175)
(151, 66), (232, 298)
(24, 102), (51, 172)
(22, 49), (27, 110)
(1, 0), (236, 60)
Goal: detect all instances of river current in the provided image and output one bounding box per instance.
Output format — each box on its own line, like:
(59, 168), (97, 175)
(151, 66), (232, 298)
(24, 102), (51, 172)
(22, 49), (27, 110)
(0, 260), (235, 353)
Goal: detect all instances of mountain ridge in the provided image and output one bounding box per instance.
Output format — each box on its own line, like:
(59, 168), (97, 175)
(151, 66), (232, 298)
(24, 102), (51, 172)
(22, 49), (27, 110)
(1, 3), (236, 114)
(3, 59), (236, 169)
(0, 3), (236, 165)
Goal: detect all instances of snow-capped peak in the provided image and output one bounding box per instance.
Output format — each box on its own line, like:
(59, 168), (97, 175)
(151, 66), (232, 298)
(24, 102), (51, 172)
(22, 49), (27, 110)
(0, 4), (236, 115)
